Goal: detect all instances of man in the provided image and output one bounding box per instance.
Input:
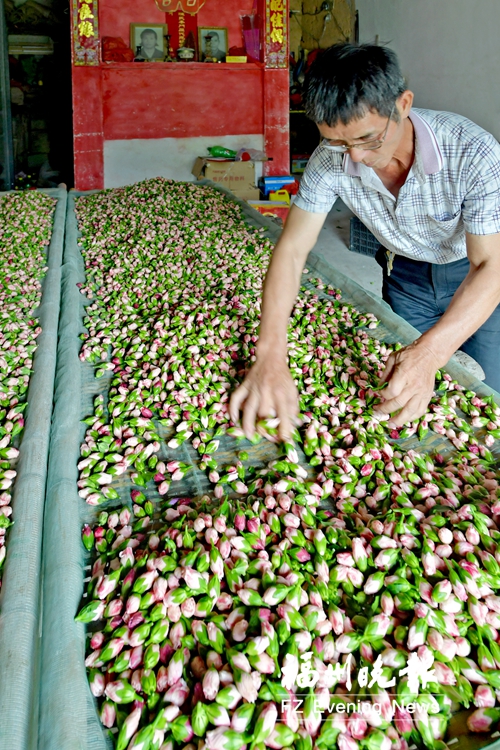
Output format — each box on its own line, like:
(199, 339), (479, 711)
(230, 43), (500, 441)
(135, 29), (164, 61)
(203, 32), (226, 62)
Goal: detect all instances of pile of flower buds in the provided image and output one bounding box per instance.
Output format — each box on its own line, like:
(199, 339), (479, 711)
(0, 190), (55, 590)
(74, 179), (499, 507)
(79, 443), (500, 750)
(74, 179), (500, 749)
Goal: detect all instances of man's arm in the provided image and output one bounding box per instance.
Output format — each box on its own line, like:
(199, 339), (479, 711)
(229, 204), (328, 440)
(374, 231), (500, 426)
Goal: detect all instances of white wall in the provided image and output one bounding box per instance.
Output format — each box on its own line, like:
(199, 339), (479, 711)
(356, 0), (500, 141)
(104, 134), (265, 189)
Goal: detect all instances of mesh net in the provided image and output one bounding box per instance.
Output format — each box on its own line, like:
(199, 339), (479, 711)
(0, 187), (67, 750)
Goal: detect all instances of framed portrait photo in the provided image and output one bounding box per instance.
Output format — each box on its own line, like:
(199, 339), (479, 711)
(131, 23), (168, 62)
(198, 27), (228, 63)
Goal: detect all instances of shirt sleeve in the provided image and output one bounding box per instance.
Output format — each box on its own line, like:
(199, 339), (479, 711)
(462, 133), (500, 235)
(294, 146), (340, 214)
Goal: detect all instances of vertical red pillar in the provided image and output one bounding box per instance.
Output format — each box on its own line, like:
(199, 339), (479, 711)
(262, 0), (289, 176)
(263, 68), (289, 176)
(72, 68), (105, 190)
(71, 0), (104, 190)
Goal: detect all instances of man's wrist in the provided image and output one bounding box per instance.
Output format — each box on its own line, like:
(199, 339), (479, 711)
(414, 333), (450, 370)
(255, 336), (288, 361)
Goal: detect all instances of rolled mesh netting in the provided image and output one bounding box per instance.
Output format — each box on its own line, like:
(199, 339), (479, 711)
(0, 187), (66, 750)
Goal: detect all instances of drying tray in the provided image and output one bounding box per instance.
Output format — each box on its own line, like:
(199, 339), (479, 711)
(39, 183), (499, 750)
(0, 187), (67, 750)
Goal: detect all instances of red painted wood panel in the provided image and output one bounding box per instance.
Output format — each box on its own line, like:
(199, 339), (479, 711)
(72, 66), (105, 190)
(101, 65), (264, 140)
(263, 68), (290, 175)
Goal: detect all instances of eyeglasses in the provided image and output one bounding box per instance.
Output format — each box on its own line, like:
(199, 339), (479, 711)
(322, 105), (396, 153)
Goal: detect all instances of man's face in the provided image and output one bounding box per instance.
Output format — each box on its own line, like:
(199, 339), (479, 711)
(208, 36), (219, 54)
(142, 32), (157, 51)
(317, 109), (403, 170)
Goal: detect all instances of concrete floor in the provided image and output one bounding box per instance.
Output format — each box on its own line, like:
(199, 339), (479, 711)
(312, 199), (383, 296)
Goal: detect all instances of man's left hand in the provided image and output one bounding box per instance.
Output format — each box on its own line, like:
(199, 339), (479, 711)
(372, 340), (440, 427)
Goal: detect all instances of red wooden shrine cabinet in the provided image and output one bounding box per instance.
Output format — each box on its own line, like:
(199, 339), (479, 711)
(71, 0), (290, 190)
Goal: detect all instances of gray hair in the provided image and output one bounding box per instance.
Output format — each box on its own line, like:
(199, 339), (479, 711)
(304, 43), (406, 126)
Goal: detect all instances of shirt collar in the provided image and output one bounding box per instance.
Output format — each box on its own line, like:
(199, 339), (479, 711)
(343, 108), (444, 178)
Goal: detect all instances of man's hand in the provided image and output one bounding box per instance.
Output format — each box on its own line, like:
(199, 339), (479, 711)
(375, 233), (500, 427)
(228, 205), (328, 443)
(229, 357), (299, 442)
(373, 341), (440, 427)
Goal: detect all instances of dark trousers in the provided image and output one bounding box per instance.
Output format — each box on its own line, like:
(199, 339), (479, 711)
(375, 250), (500, 392)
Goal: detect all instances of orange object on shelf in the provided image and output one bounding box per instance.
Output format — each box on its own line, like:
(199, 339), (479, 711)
(248, 200), (290, 226)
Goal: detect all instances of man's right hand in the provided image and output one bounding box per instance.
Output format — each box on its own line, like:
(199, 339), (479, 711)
(229, 356), (299, 442)
(228, 204), (328, 442)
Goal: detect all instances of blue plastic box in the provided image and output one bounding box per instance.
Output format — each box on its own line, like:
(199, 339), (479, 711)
(258, 175), (297, 196)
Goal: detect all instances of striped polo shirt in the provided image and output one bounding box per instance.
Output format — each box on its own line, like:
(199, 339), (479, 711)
(295, 108), (500, 264)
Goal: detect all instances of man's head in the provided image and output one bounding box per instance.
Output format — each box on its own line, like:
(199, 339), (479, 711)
(206, 32), (220, 53)
(304, 43), (406, 126)
(304, 43), (414, 169)
(141, 29), (158, 51)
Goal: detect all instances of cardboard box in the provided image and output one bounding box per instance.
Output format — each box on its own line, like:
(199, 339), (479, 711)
(192, 158), (259, 200)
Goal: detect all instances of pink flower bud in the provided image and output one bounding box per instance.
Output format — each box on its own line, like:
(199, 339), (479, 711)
(455, 637), (471, 657)
(395, 706), (413, 735)
(295, 548), (311, 562)
(380, 591), (394, 615)
(427, 629), (444, 651)
(203, 668), (220, 701)
(100, 701), (116, 728)
(205, 528), (219, 545)
(466, 525), (481, 545)
(206, 650), (223, 670)
(166, 651), (184, 686)
(181, 597), (196, 618)
(348, 712), (367, 739)
(129, 646), (143, 670)
(235, 671), (258, 703)
(433, 661), (456, 685)
(89, 670), (106, 697)
(469, 598), (488, 627)
(163, 678), (190, 706)
(467, 707), (500, 732)
(232, 619), (248, 642)
(475, 685), (496, 708)
(90, 631), (105, 650)
(338, 735), (360, 750)
(252, 652), (275, 674)
(156, 665), (169, 692)
(152, 576), (167, 602)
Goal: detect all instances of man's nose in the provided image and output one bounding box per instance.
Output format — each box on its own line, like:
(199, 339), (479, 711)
(348, 147), (365, 162)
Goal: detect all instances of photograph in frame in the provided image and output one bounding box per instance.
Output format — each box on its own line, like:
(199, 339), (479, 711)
(198, 27), (228, 62)
(131, 23), (168, 61)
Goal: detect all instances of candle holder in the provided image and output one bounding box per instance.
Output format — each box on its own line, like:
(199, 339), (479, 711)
(164, 34), (174, 61)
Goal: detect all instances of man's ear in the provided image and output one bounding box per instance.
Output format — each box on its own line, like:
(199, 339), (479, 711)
(397, 90), (414, 118)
